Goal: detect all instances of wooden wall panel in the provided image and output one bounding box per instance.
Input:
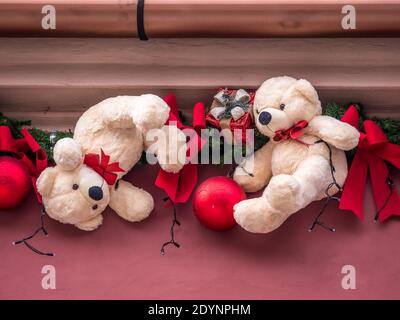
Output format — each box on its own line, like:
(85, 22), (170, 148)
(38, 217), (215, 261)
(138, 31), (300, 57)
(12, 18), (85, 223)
(0, 38), (399, 129)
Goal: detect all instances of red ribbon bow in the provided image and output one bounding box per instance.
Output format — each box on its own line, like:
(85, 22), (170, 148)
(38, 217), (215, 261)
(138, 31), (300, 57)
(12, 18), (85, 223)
(0, 125), (48, 202)
(155, 94), (206, 204)
(84, 149), (124, 186)
(339, 105), (400, 221)
(273, 120), (309, 142)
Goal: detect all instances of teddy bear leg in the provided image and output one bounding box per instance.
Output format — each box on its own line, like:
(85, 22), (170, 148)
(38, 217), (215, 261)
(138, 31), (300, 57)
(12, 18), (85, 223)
(109, 180), (154, 222)
(265, 155), (333, 214)
(130, 94), (170, 133)
(234, 196), (289, 234)
(102, 105), (136, 129)
(234, 173), (303, 233)
(234, 155), (332, 234)
(75, 214), (103, 231)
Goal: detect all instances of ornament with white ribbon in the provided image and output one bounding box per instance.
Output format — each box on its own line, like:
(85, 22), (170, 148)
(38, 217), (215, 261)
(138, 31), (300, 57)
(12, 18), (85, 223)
(210, 88), (251, 121)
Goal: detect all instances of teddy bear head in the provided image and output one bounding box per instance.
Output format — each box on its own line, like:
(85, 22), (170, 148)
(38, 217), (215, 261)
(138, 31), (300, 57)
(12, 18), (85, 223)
(253, 76), (322, 139)
(36, 138), (110, 225)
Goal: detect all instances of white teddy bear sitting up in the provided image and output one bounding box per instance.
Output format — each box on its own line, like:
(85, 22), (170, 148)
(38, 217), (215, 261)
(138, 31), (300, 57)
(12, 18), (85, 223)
(37, 94), (187, 231)
(233, 76), (360, 234)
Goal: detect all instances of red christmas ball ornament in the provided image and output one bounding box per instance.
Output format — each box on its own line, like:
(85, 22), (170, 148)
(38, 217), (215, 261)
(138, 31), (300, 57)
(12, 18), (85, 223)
(0, 156), (31, 209)
(193, 176), (246, 231)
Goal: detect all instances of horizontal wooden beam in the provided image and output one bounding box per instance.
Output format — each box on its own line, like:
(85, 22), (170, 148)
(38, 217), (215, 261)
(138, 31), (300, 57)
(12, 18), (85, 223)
(0, 1), (400, 37)
(0, 37), (399, 129)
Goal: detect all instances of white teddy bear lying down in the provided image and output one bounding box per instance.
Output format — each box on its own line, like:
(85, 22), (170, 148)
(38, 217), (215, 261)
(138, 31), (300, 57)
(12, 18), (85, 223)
(37, 94), (187, 231)
(233, 76), (360, 234)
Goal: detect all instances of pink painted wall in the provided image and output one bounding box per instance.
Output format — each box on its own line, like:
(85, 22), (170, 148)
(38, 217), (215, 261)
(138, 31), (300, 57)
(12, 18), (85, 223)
(0, 164), (399, 300)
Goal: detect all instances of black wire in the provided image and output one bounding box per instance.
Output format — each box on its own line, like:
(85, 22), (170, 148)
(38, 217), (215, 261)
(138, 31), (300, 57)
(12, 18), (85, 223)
(13, 206), (54, 257)
(308, 197), (337, 232)
(237, 165), (254, 178)
(227, 163), (236, 178)
(137, 0), (148, 41)
(309, 140), (342, 232)
(227, 161), (254, 178)
(160, 197), (181, 255)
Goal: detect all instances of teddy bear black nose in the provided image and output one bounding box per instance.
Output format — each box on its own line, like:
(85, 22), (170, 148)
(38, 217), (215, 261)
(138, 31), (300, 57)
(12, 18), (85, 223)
(88, 186), (103, 201)
(259, 111), (272, 125)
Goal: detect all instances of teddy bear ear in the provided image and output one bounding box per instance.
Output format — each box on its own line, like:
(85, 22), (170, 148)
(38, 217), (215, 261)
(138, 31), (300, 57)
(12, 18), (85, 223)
(53, 138), (83, 171)
(36, 167), (57, 197)
(294, 79), (320, 105)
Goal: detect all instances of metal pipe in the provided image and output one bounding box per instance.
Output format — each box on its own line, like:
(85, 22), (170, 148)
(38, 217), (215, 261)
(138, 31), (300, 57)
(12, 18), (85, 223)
(1, 0), (400, 37)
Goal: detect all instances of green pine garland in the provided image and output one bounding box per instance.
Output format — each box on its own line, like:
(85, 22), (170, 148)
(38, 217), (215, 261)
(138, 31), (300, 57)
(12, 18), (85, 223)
(1, 102), (399, 165)
(0, 112), (31, 137)
(28, 128), (73, 162)
(0, 112), (73, 162)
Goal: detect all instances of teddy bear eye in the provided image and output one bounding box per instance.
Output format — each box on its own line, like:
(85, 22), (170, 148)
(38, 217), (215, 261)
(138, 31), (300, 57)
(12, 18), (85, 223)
(72, 184), (79, 190)
(279, 104), (286, 110)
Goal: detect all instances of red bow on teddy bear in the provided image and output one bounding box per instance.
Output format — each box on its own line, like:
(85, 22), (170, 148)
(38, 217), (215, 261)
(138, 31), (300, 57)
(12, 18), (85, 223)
(84, 149), (124, 186)
(273, 120), (309, 142)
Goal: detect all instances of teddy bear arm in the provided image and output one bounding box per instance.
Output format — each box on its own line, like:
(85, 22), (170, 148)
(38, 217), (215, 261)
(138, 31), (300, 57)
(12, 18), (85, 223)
(36, 167), (58, 197)
(308, 115), (360, 151)
(109, 180), (154, 222)
(233, 141), (274, 192)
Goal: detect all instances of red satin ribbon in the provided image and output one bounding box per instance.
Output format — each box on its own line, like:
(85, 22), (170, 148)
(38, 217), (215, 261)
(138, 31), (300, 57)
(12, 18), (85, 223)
(273, 120), (309, 142)
(84, 149), (124, 185)
(340, 105), (400, 221)
(0, 125), (48, 202)
(155, 94), (206, 204)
